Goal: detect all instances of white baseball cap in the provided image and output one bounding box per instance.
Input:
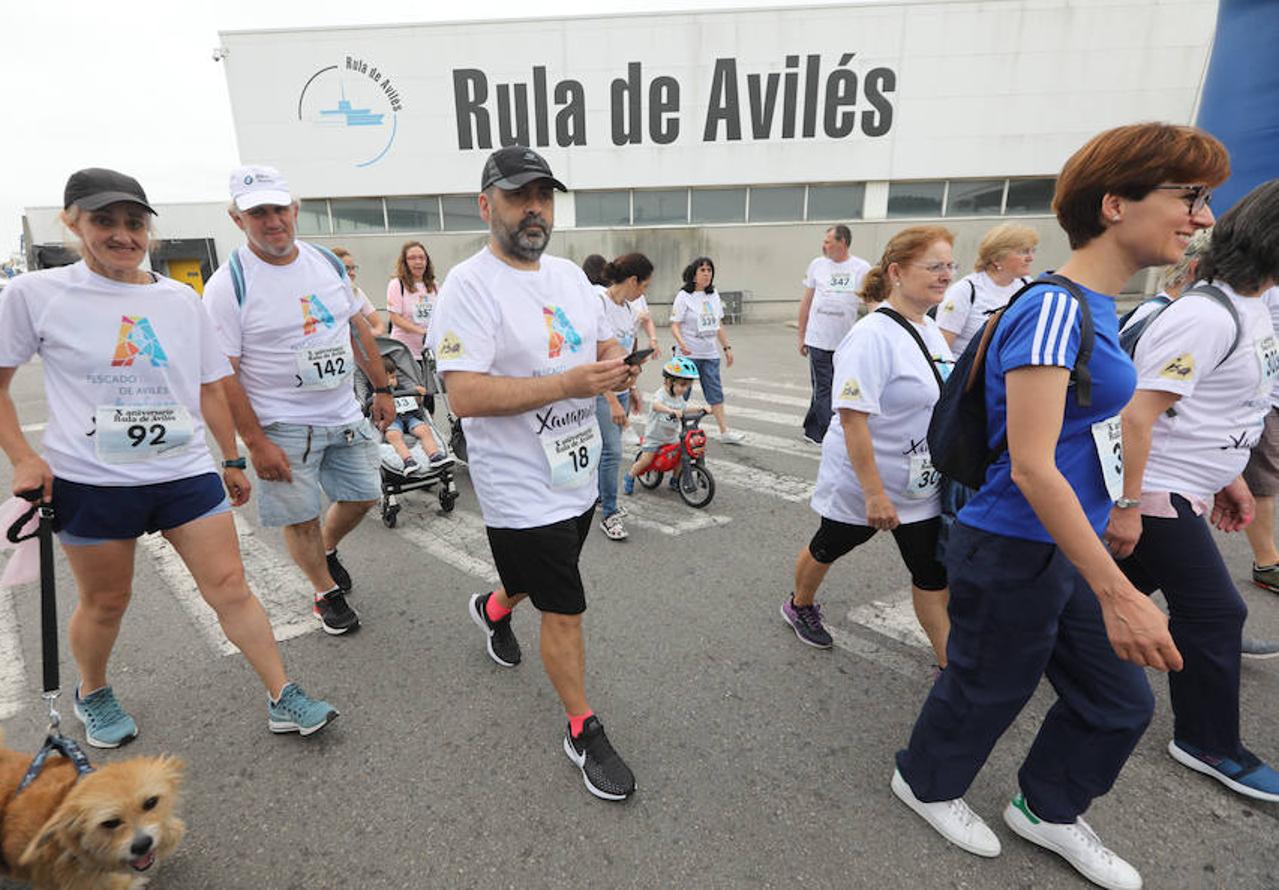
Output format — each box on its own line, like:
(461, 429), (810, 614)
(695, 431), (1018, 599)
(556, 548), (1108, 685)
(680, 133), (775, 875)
(229, 165), (293, 210)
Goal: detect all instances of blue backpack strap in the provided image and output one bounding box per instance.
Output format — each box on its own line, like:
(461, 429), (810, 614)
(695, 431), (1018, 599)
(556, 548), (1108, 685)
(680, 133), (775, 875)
(1118, 293), (1172, 331)
(309, 243), (350, 284)
(228, 248), (246, 308)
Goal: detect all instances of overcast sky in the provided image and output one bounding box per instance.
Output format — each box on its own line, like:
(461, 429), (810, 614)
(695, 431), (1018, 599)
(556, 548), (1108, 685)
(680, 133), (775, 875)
(1, 0), (882, 259)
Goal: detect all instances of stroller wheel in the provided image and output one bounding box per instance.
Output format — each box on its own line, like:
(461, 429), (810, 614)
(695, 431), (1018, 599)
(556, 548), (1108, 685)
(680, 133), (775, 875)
(439, 489), (458, 513)
(382, 504), (400, 528)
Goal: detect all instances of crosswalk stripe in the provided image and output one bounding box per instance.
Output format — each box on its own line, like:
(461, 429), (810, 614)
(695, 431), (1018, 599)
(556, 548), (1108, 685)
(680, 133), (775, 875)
(391, 509), (500, 586)
(707, 458), (815, 503)
(707, 428), (820, 460)
(846, 597), (930, 650)
(136, 514), (317, 657)
(721, 386), (810, 410)
(737, 377), (814, 395)
(0, 584), (28, 719)
(621, 491), (732, 535)
(725, 404), (806, 429)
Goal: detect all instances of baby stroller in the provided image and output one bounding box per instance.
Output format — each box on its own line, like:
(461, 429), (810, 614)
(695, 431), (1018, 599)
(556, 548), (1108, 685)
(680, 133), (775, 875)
(422, 346), (467, 464)
(354, 337), (459, 525)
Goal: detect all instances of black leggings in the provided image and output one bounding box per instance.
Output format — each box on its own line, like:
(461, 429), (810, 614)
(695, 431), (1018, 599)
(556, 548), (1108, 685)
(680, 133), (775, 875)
(808, 515), (947, 591)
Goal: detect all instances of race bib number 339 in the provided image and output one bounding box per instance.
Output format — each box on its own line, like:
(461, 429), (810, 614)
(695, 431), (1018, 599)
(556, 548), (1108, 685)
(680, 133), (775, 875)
(94, 405), (194, 464)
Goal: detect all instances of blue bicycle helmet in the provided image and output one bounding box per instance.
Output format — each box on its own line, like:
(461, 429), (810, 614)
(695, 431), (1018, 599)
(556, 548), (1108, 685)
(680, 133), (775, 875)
(663, 356), (700, 380)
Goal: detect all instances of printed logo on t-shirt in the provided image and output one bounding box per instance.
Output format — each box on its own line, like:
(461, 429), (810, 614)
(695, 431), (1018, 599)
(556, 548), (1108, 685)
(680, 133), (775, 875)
(1159, 353), (1196, 381)
(543, 305), (582, 358)
(300, 294), (337, 336)
(941, 301), (956, 314)
(839, 378), (861, 400)
(110, 316), (168, 368)
(438, 331), (464, 359)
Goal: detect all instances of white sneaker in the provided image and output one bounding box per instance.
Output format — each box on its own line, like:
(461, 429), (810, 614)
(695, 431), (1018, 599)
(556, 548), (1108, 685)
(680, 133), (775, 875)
(891, 768), (1001, 857)
(720, 430), (746, 445)
(1002, 794), (1142, 890)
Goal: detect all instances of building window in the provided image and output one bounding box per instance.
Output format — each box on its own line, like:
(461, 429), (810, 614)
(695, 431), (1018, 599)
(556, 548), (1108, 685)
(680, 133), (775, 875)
(691, 188), (746, 224)
(807, 184), (865, 221)
(887, 181), (946, 218)
(386, 196), (441, 232)
(1006, 178), (1056, 215)
(748, 186), (805, 223)
(297, 199), (330, 236)
(441, 195), (485, 232)
(577, 190), (631, 227)
(330, 198), (385, 234)
(633, 189), (688, 226)
(946, 179), (1004, 217)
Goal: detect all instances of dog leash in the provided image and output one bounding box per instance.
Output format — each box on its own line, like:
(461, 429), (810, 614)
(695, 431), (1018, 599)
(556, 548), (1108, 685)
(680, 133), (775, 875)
(6, 489), (95, 795)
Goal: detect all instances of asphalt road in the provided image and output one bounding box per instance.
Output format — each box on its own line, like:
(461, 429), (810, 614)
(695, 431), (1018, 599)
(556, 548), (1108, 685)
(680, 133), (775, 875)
(1, 321), (1277, 890)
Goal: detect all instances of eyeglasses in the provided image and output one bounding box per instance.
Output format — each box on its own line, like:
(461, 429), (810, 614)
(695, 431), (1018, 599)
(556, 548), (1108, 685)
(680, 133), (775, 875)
(1152, 184), (1213, 216)
(910, 261), (959, 276)
(344, 264), (359, 273)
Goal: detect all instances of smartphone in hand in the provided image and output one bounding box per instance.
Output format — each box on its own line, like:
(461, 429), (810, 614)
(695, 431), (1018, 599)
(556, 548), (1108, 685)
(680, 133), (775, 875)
(624, 347), (655, 366)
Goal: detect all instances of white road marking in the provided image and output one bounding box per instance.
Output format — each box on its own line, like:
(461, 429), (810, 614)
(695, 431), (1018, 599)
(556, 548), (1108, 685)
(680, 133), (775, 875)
(707, 459), (815, 503)
(393, 509), (500, 586)
(846, 596), (931, 650)
(721, 386), (811, 409)
(723, 404), (806, 429)
(136, 514), (317, 657)
(737, 377), (814, 394)
(707, 427), (819, 460)
(620, 491), (733, 535)
(0, 583), (28, 720)
(826, 625), (925, 680)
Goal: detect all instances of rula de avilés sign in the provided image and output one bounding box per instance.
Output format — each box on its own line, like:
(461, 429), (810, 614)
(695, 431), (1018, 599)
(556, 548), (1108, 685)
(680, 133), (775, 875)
(453, 52), (896, 151)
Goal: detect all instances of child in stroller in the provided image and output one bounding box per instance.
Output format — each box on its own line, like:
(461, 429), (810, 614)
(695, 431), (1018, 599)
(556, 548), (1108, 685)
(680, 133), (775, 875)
(354, 338), (459, 523)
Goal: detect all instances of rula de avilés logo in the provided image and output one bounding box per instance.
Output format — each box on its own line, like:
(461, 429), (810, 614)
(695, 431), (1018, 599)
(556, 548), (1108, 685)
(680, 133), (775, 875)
(298, 55), (404, 168)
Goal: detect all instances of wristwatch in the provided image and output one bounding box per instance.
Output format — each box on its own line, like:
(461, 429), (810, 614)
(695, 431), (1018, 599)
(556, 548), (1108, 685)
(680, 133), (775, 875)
(373, 385), (393, 394)
(223, 457), (247, 470)
(1114, 496), (1141, 509)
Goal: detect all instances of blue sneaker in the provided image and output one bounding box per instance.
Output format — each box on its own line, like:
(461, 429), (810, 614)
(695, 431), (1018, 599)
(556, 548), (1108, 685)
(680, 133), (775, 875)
(268, 682), (339, 736)
(74, 685), (139, 749)
(622, 474), (635, 495)
(1168, 739), (1279, 802)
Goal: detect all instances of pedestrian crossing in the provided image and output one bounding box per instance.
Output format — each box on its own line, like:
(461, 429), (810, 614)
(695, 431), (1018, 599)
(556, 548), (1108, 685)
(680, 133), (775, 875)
(0, 377), (842, 717)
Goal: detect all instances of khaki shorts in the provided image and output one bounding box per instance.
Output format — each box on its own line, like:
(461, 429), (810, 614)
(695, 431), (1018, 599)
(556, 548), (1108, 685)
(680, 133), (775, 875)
(1244, 407), (1279, 497)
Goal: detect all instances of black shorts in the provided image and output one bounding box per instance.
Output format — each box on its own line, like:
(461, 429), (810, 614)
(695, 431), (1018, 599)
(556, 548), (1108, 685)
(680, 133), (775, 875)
(486, 506), (595, 615)
(808, 515), (947, 591)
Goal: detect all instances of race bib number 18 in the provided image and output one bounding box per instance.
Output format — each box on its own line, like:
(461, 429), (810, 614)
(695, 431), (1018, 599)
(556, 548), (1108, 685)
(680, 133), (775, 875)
(94, 405), (194, 464)
(542, 424), (602, 489)
(295, 343), (354, 390)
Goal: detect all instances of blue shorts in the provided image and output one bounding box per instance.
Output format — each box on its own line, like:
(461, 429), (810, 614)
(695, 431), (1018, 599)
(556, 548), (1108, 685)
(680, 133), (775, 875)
(690, 358), (723, 406)
(257, 419), (382, 527)
(53, 473), (229, 547)
(387, 414), (427, 436)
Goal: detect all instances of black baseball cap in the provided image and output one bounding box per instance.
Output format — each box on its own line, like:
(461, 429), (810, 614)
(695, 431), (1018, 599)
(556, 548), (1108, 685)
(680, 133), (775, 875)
(480, 147), (567, 192)
(63, 168), (157, 215)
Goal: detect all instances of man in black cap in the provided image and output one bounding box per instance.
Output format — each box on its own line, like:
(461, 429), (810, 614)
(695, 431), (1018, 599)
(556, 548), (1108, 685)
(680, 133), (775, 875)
(428, 146), (640, 801)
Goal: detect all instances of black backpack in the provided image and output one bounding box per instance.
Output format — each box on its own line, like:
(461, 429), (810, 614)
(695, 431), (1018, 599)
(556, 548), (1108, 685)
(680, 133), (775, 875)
(927, 273), (1094, 490)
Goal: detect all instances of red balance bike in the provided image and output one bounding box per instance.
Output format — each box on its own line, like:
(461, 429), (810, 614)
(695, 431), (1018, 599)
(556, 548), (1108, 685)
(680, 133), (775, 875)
(634, 409), (716, 508)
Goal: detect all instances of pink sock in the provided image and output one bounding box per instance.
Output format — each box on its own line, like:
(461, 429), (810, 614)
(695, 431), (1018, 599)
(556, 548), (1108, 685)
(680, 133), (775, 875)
(485, 592), (512, 623)
(568, 709), (594, 738)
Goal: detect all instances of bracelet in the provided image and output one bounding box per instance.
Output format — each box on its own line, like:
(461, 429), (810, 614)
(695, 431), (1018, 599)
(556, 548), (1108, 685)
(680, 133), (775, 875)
(373, 385), (393, 394)
(1114, 496), (1141, 509)
(223, 457), (247, 470)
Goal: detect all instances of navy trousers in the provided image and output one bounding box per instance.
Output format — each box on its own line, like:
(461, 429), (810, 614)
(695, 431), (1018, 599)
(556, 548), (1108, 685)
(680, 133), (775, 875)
(1118, 495), (1248, 758)
(897, 523), (1154, 823)
(803, 347), (835, 442)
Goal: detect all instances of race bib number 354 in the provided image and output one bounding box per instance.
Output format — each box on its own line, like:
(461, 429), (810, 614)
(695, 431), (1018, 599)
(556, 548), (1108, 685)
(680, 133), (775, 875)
(94, 405), (194, 464)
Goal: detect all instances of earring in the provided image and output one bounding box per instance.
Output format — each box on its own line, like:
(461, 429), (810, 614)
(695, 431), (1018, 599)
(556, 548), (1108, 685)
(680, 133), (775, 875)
(994, 264), (1002, 272)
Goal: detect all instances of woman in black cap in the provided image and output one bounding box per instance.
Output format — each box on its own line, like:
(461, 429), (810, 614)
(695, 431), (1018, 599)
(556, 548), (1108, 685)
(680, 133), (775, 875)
(0, 168), (338, 747)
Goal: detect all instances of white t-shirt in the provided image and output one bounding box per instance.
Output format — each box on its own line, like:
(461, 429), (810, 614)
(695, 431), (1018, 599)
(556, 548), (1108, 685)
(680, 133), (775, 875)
(1130, 282), (1277, 499)
(811, 311), (953, 525)
(355, 285), (377, 319)
(671, 290), (723, 359)
(386, 279), (438, 356)
(0, 262), (231, 485)
(1123, 292), (1171, 330)
(1261, 287), (1279, 409)
(643, 385), (687, 445)
(802, 254), (871, 351)
(204, 243), (364, 427)
(596, 286), (639, 354)
(428, 248), (613, 529)
(936, 272), (1029, 356)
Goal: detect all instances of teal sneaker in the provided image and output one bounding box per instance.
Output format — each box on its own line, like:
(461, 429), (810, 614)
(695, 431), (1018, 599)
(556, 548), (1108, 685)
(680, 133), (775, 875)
(74, 685), (139, 749)
(268, 682), (338, 736)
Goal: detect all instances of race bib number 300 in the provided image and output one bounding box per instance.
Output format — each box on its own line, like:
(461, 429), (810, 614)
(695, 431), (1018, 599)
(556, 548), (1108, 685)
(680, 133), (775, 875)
(905, 454), (941, 500)
(295, 343), (354, 390)
(1256, 335), (1279, 392)
(542, 424), (602, 489)
(94, 405), (194, 464)
(1091, 415), (1124, 502)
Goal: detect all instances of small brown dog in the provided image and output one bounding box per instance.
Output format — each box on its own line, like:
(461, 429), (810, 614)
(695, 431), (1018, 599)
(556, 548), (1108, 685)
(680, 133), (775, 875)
(0, 731), (184, 890)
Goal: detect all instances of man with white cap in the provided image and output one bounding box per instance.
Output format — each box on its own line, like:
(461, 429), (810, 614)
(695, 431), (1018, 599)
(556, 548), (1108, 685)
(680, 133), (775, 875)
(204, 165), (393, 636)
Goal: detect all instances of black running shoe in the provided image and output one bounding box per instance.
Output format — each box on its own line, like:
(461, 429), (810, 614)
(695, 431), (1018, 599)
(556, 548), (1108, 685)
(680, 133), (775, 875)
(468, 592), (521, 667)
(313, 588), (359, 635)
(326, 549), (352, 593)
(563, 716), (636, 801)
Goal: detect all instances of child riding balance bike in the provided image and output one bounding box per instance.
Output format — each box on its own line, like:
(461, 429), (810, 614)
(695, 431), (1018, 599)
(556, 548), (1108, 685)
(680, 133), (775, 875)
(623, 356), (716, 508)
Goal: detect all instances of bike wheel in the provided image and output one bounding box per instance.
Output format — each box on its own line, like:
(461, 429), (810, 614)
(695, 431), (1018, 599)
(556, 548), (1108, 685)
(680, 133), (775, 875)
(678, 464), (715, 508)
(636, 449), (662, 489)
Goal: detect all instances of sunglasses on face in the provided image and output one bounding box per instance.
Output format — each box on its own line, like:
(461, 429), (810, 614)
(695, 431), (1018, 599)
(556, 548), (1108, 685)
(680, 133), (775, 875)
(1152, 184), (1213, 216)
